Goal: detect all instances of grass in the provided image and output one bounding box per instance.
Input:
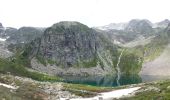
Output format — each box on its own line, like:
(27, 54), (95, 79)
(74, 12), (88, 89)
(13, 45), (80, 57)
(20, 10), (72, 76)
(81, 58), (97, 68)
(117, 49), (143, 75)
(36, 55), (47, 66)
(63, 83), (113, 92)
(117, 34), (169, 75)
(0, 75), (48, 100)
(62, 83), (114, 97)
(16, 83), (48, 100)
(143, 35), (168, 62)
(0, 86), (22, 100)
(120, 80), (170, 100)
(0, 58), (62, 81)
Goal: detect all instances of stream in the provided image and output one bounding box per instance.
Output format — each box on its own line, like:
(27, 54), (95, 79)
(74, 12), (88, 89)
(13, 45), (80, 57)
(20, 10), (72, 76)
(116, 49), (124, 86)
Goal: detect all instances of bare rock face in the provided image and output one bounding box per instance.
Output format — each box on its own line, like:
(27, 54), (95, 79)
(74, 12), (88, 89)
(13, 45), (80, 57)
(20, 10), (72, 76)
(38, 21), (98, 67)
(125, 19), (153, 35)
(25, 21), (117, 76)
(153, 19), (170, 28)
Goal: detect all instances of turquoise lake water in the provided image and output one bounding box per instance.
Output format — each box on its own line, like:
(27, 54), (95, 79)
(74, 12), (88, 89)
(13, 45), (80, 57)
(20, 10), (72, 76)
(61, 75), (170, 87)
(61, 74), (142, 87)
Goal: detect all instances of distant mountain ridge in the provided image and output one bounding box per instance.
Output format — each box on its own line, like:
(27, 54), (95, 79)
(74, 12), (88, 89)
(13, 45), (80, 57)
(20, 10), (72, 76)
(95, 19), (170, 30)
(0, 23), (44, 44)
(94, 19), (170, 46)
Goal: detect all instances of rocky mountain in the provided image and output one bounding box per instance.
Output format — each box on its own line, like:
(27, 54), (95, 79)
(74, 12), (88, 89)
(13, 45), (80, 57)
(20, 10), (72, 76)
(153, 19), (170, 28)
(6, 27), (44, 44)
(22, 21), (122, 76)
(95, 19), (168, 45)
(2, 20), (168, 77)
(0, 23), (45, 58)
(0, 23), (44, 44)
(124, 19), (153, 35)
(0, 23), (13, 58)
(96, 19), (170, 31)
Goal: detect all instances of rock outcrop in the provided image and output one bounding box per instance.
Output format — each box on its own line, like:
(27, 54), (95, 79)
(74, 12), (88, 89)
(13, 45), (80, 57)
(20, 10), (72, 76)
(125, 19), (153, 35)
(25, 21), (117, 76)
(6, 27), (44, 44)
(153, 19), (170, 28)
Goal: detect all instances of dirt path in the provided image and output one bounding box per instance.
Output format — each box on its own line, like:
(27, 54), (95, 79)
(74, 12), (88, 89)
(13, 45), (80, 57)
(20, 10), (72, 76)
(140, 44), (170, 76)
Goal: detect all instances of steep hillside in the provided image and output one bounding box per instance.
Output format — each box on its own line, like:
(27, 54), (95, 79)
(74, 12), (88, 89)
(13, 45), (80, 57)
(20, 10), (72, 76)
(140, 23), (170, 75)
(20, 21), (115, 76)
(125, 19), (153, 36)
(20, 21), (142, 76)
(153, 19), (170, 28)
(140, 43), (170, 75)
(0, 23), (45, 58)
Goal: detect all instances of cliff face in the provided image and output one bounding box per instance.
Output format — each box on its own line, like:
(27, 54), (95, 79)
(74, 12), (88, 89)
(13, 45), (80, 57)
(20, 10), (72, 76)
(25, 21), (117, 76)
(38, 21), (98, 67)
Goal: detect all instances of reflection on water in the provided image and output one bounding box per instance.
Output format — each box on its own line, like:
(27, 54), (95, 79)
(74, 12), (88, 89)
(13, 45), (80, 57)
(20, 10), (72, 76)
(60, 74), (170, 87)
(61, 74), (142, 87)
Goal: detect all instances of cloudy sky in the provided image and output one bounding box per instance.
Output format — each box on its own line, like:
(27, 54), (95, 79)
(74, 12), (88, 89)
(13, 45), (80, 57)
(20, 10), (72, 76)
(0, 0), (170, 28)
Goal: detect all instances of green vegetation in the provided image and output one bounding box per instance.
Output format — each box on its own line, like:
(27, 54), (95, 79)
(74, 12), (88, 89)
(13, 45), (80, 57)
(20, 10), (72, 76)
(0, 58), (61, 81)
(0, 75), (48, 100)
(0, 86), (23, 100)
(118, 34), (169, 75)
(144, 35), (168, 62)
(63, 83), (113, 92)
(81, 58), (97, 68)
(63, 83), (113, 97)
(16, 83), (47, 100)
(47, 59), (57, 65)
(119, 49), (143, 75)
(36, 55), (47, 66)
(120, 80), (170, 100)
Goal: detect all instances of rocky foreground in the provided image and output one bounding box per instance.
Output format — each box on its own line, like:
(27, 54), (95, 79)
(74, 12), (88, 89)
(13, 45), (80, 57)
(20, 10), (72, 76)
(0, 74), (79, 100)
(1, 74), (170, 100)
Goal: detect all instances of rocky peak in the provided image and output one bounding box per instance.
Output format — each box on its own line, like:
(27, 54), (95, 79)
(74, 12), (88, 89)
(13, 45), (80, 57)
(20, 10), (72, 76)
(125, 19), (153, 34)
(6, 27), (44, 44)
(32, 21), (98, 67)
(53, 21), (81, 28)
(153, 19), (170, 28)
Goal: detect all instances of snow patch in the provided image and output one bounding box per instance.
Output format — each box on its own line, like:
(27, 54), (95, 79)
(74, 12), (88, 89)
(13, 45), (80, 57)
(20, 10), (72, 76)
(0, 83), (17, 89)
(62, 87), (141, 100)
(0, 38), (6, 41)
